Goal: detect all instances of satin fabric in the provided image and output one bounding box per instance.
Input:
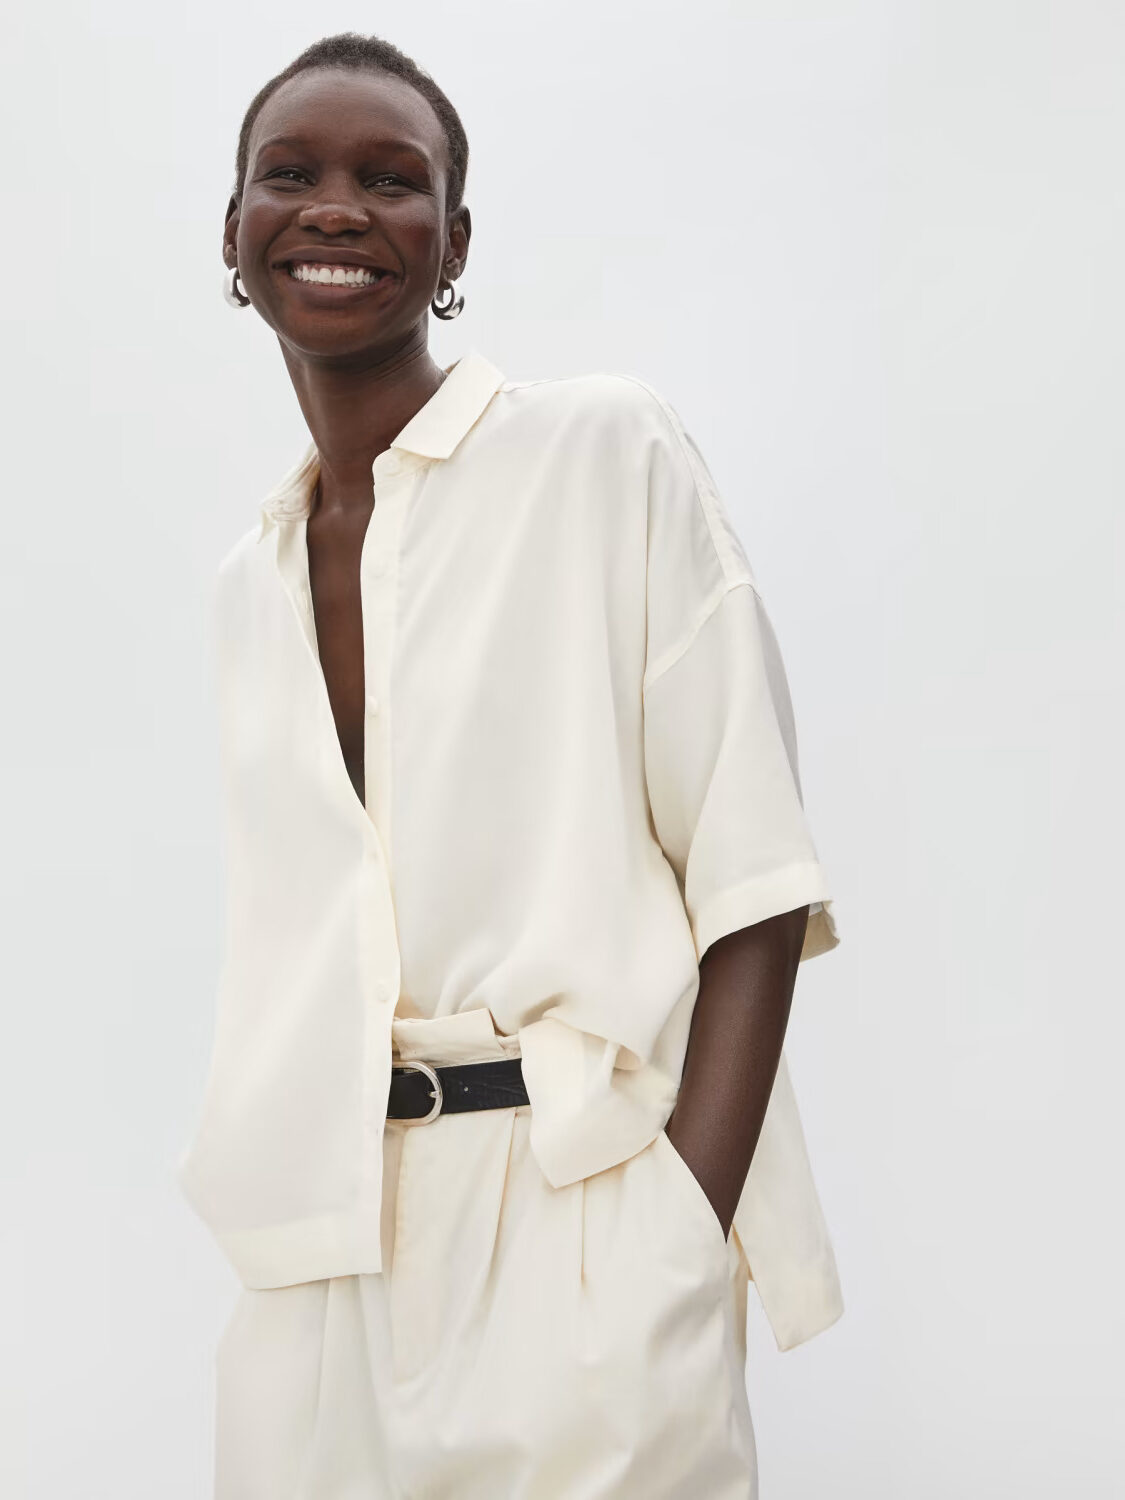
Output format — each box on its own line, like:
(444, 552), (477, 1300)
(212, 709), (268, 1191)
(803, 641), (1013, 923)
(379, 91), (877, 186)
(177, 349), (843, 1355)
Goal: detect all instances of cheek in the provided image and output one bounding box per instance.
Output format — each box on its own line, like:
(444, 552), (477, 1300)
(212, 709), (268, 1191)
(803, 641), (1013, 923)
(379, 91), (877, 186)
(390, 202), (448, 255)
(237, 200), (287, 258)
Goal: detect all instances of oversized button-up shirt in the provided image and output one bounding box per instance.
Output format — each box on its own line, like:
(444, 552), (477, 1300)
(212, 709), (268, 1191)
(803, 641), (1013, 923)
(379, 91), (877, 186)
(176, 348), (844, 1352)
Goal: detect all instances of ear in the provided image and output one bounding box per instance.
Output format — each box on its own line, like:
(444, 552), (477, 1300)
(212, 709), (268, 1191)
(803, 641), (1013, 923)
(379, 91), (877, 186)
(445, 203), (471, 280)
(223, 195), (240, 266)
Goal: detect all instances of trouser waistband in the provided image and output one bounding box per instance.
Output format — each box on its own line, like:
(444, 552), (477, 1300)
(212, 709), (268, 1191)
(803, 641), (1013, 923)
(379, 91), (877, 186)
(390, 1005), (521, 1067)
(388, 1006), (526, 1122)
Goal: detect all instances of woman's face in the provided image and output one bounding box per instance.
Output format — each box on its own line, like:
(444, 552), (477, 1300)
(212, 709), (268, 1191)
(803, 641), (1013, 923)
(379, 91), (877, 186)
(225, 67), (466, 360)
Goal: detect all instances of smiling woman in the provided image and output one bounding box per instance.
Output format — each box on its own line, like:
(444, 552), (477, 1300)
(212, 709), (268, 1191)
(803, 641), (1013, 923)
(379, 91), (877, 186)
(183, 27), (842, 1500)
(222, 37), (466, 333)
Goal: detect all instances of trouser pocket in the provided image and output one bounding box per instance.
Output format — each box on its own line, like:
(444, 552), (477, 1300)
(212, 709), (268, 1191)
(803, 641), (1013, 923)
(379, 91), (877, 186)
(653, 1126), (732, 1278)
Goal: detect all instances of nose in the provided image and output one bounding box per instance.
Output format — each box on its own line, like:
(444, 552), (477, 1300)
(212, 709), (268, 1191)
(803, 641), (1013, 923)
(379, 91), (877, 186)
(297, 202), (370, 234)
(296, 177), (371, 234)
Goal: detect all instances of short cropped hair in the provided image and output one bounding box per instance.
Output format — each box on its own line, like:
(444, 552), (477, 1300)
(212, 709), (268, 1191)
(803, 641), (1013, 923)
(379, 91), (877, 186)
(233, 32), (469, 212)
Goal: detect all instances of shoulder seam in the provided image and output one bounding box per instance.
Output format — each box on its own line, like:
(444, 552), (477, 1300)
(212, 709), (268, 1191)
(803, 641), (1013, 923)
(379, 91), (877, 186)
(607, 372), (752, 589)
(642, 576), (760, 694)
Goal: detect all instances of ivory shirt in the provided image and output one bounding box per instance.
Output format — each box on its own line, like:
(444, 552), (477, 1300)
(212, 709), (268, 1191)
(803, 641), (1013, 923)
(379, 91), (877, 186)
(177, 348), (844, 1352)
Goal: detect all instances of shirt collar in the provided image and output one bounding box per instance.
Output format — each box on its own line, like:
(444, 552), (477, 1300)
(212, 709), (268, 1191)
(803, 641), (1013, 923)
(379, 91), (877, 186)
(257, 348), (506, 541)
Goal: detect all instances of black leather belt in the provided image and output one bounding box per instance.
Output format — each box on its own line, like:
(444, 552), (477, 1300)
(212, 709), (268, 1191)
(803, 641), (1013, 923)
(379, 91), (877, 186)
(387, 1056), (529, 1124)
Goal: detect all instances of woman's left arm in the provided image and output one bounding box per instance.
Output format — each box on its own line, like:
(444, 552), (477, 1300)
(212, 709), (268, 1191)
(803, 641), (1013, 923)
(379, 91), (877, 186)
(665, 904), (810, 1237)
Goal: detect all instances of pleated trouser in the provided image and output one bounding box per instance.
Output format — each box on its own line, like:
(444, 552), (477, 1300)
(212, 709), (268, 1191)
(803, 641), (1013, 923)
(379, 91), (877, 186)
(214, 1009), (758, 1499)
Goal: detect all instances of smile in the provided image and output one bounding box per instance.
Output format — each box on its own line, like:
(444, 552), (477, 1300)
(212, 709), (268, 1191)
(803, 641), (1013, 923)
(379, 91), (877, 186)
(287, 262), (391, 288)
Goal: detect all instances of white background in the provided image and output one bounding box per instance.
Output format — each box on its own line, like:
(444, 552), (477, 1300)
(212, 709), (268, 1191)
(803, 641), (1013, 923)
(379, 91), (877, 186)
(3, 2), (1122, 1495)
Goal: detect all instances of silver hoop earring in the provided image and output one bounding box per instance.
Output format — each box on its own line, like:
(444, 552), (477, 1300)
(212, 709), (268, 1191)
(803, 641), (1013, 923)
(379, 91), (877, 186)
(431, 280), (464, 320)
(223, 266), (251, 308)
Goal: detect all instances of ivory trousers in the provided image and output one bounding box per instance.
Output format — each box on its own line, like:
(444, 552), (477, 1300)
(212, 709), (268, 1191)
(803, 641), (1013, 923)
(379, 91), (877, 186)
(214, 1010), (758, 1499)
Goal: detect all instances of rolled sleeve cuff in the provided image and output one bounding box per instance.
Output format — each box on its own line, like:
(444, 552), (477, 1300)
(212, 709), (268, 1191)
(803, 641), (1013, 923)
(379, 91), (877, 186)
(690, 861), (839, 965)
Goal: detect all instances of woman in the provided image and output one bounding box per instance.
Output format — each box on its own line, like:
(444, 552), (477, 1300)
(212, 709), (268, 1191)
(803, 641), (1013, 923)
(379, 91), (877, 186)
(180, 30), (842, 1499)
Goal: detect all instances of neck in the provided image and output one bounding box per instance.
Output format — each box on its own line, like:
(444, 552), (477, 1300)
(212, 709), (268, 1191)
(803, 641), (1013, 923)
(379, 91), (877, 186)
(281, 339), (446, 520)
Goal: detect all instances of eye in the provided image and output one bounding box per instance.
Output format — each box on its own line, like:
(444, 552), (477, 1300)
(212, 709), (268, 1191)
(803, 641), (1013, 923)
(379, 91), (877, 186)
(263, 168), (411, 190)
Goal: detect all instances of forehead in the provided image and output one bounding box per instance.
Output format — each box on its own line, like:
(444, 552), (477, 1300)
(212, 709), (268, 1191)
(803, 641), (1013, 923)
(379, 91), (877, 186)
(249, 67), (447, 171)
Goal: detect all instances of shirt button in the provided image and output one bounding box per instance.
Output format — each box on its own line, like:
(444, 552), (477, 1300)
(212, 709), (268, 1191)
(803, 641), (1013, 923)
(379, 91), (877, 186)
(366, 693), (380, 714)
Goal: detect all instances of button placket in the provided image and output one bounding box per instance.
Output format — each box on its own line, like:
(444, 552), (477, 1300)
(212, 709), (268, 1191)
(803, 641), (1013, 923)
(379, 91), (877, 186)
(361, 469), (409, 863)
(355, 458), (424, 1251)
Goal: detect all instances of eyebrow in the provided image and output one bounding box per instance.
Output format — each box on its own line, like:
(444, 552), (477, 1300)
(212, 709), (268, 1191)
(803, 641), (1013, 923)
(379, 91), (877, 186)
(255, 135), (432, 167)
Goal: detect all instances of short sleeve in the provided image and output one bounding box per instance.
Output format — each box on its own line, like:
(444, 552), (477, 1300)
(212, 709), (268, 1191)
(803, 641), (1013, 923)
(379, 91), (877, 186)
(635, 380), (840, 965)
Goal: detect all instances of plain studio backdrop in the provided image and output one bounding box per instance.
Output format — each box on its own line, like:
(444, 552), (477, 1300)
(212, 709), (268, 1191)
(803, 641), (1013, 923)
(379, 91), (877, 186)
(3, 2), (1122, 1496)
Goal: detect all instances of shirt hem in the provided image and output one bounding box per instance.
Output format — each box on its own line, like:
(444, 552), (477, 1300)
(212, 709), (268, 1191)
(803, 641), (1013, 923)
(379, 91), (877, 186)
(756, 1264), (846, 1352)
(206, 1205), (385, 1290)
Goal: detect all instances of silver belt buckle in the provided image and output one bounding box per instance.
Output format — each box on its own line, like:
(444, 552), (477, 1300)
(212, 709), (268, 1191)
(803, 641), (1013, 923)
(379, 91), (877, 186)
(396, 1059), (443, 1124)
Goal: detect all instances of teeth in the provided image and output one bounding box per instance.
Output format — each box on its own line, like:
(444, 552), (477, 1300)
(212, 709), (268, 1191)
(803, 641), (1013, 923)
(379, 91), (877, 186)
(288, 263), (383, 286)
